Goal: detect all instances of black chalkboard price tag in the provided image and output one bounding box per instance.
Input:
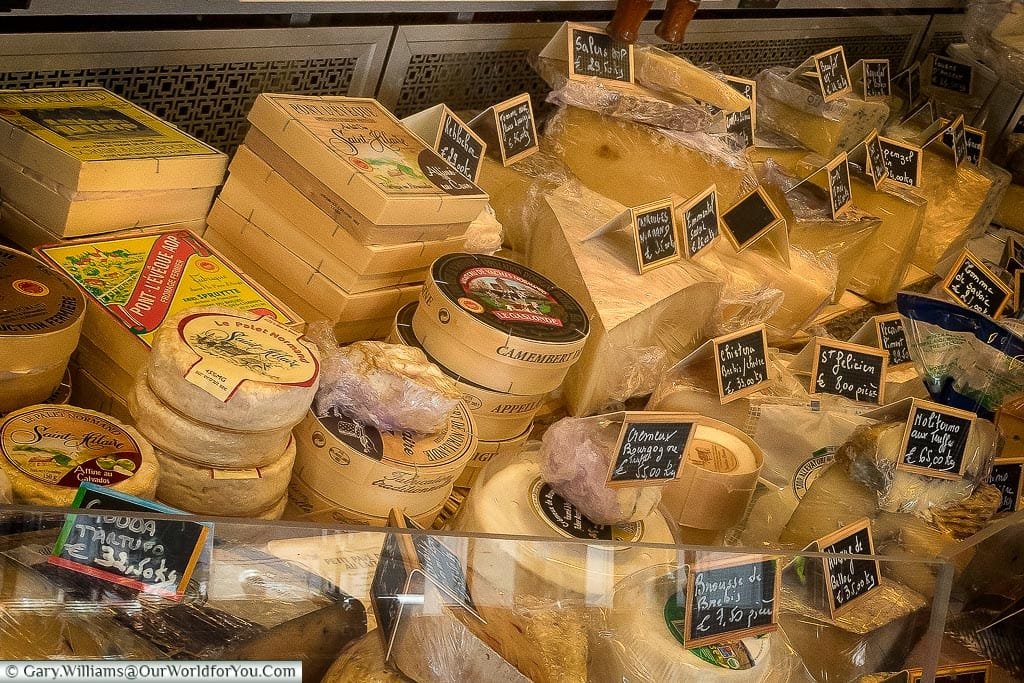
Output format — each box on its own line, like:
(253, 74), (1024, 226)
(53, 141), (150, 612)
(470, 93), (538, 167)
(942, 250), (1012, 318)
(864, 130), (889, 189)
(411, 533), (478, 615)
(877, 136), (923, 188)
(1015, 114), (1024, 135)
(894, 63), (921, 108)
(947, 114), (969, 167)
(1016, 270), (1024, 316)
(929, 54), (974, 96)
(874, 313), (912, 366)
(1000, 235), (1024, 272)
(814, 518), (881, 617)
(630, 198), (682, 273)
(810, 339), (888, 404)
(684, 555), (780, 648)
(988, 458), (1024, 513)
(812, 46), (853, 103)
(908, 661), (992, 683)
(372, 510), (420, 660)
(720, 186), (784, 253)
(567, 23), (633, 85)
(435, 109), (487, 183)
(713, 325), (771, 404)
(862, 59), (891, 100)
(897, 399), (975, 481)
(723, 76), (756, 149)
(944, 123), (986, 166)
(606, 412), (697, 487)
(679, 185), (721, 258)
(48, 483), (208, 600)
(826, 152), (853, 219)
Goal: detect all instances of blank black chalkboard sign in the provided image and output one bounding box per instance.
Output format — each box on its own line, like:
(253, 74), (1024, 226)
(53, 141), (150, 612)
(813, 46), (852, 102)
(607, 413), (696, 487)
(1015, 115), (1024, 135)
(568, 24), (633, 84)
(988, 459), (1023, 513)
(721, 186), (783, 252)
(815, 518), (881, 617)
(631, 198), (681, 272)
(810, 339), (888, 404)
(48, 484), (208, 599)
(929, 55), (974, 95)
(877, 136), (922, 187)
(680, 185), (720, 258)
(898, 400), (975, 481)
(874, 313), (912, 366)
(866, 130), (889, 188)
(942, 250), (1012, 318)
(909, 661), (992, 683)
(371, 529), (414, 657)
(412, 534), (477, 613)
(894, 64), (921, 108)
(684, 556), (779, 648)
(827, 153), (853, 218)
(724, 76), (756, 148)
(436, 110), (486, 183)
(713, 325), (771, 403)
(863, 59), (891, 99)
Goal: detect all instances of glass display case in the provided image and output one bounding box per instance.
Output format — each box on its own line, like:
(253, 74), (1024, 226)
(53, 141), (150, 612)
(0, 504), (953, 681)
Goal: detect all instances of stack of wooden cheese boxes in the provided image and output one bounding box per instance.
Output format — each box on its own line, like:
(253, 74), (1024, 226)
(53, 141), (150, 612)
(390, 252), (591, 488)
(205, 94), (489, 343)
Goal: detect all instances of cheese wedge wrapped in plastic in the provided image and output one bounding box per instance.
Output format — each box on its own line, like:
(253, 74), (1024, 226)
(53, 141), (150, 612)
(967, 0), (1024, 89)
(525, 184), (721, 416)
(633, 45), (750, 112)
(322, 632), (410, 683)
(756, 66), (889, 157)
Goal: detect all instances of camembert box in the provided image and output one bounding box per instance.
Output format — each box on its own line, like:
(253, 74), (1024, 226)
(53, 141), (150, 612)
(34, 230), (301, 378)
(0, 87), (227, 192)
(245, 94), (488, 240)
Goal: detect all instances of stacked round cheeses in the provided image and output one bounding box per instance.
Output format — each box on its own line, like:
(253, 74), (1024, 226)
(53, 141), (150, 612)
(0, 405), (158, 506)
(0, 246), (85, 415)
(128, 307), (320, 519)
(395, 254), (589, 487)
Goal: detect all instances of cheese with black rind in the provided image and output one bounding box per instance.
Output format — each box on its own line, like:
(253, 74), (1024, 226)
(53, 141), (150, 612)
(129, 368), (293, 469)
(153, 436), (294, 517)
(147, 306), (320, 431)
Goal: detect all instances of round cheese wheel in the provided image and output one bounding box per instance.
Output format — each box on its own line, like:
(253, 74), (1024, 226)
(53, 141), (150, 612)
(592, 564), (789, 682)
(292, 404), (476, 518)
(154, 436), (295, 517)
(454, 424), (532, 489)
(254, 494), (288, 520)
(285, 473), (445, 528)
(0, 246), (85, 374)
(0, 361), (67, 415)
(147, 307), (320, 431)
(391, 302), (545, 441)
(446, 444), (678, 601)
(129, 368), (293, 469)
(0, 405), (158, 507)
(413, 253), (589, 395)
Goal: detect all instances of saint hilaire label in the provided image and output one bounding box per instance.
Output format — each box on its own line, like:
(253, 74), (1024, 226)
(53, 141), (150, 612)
(942, 250), (1012, 318)
(810, 339), (888, 404)
(713, 325), (771, 403)
(606, 413), (696, 487)
(683, 556), (779, 648)
(178, 311), (319, 402)
(568, 24), (633, 84)
(813, 46), (852, 102)
(631, 198), (681, 272)
(877, 137), (922, 187)
(815, 518), (881, 617)
(681, 185), (720, 258)
(49, 483), (207, 599)
(897, 399), (975, 481)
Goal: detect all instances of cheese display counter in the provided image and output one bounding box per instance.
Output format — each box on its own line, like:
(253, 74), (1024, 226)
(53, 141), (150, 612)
(0, 505), (954, 681)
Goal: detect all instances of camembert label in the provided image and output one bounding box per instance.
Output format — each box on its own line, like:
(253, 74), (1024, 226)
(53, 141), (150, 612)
(0, 87), (216, 161)
(35, 231), (296, 348)
(267, 95), (480, 197)
(0, 247), (84, 337)
(1, 406), (143, 488)
(178, 311), (319, 402)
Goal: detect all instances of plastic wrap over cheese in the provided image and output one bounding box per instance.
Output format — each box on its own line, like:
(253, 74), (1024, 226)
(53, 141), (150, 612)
(897, 292), (1024, 418)
(966, 0), (1024, 90)
(756, 66), (889, 157)
(311, 324), (461, 434)
(463, 205), (504, 254)
(539, 415), (662, 525)
(321, 632), (410, 682)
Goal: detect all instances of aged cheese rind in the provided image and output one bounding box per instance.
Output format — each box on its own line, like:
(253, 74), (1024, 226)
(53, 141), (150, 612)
(154, 437), (294, 517)
(0, 405), (158, 506)
(634, 46), (750, 112)
(147, 307), (320, 432)
(129, 369), (293, 469)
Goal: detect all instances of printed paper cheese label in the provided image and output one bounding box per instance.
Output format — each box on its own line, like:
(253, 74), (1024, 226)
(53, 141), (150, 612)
(0, 88), (216, 161)
(0, 247), (84, 336)
(664, 596), (767, 670)
(531, 479), (644, 543)
(36, 231), (296, 348)
(1, 406), (143, 488)
(178, 311), (319, 402)
(274, 96), (480, 197)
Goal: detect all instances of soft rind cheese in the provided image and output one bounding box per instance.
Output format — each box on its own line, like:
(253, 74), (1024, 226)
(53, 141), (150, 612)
(0, 405), (158, 506)
(147, 307), (320, 432)
(0, 362), (68, 415)
(455, 425), (532, 489)
(154, 436), (295, 517)
(129, 368), (293, 469)
(284, 473), (444, 528)
(0, 245), (85, 373)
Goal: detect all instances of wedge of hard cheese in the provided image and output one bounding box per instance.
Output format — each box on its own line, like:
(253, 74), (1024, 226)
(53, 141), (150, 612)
(634, 46), (751, 113)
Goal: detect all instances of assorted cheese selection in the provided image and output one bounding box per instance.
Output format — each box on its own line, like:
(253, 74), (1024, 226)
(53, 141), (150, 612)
(3, 21), (1024, 682)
